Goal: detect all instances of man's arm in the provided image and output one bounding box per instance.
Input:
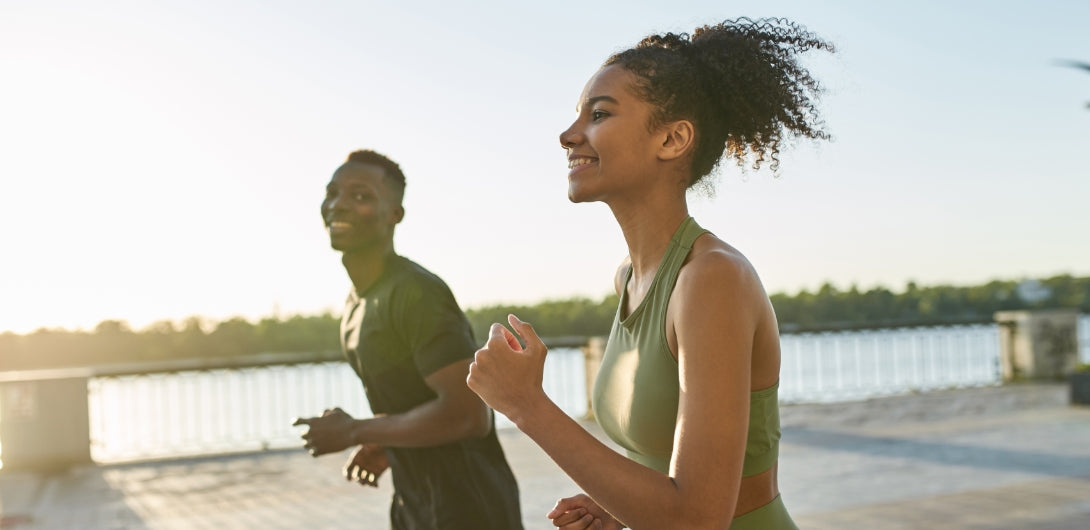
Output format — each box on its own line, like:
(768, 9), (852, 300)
(295, 358), (491, 456)
(352, 358), (491, 446)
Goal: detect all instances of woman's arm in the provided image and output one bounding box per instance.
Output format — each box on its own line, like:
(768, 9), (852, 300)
(469, 252), (759, 529)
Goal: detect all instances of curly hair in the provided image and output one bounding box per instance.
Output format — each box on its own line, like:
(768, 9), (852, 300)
(604, 17), (834, 187)
(344, 149), (406, 203)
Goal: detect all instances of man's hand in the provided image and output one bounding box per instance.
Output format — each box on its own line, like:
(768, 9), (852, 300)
(344, 443), (389, 487)
(292, 407), (359, 457)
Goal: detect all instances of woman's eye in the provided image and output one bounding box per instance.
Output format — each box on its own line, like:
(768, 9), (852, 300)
(592, 110), (608, 121)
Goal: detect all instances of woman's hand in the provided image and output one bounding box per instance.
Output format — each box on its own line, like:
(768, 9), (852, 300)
(466, 314), (549, 425)
(344, 443), (389, 487)
(548, 494), (624, 529)
(292, 407), (359, 456)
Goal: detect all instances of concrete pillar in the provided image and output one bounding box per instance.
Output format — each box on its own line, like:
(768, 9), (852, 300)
(0, 369), (92, 471)
(995, 309), (1080, 381)
(581, 337), (606, 420)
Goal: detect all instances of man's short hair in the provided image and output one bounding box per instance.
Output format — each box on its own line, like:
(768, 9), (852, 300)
(345, 150), (406, 203)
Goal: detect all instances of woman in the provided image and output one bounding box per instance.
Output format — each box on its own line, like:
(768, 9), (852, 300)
(467, 18), (832, 529)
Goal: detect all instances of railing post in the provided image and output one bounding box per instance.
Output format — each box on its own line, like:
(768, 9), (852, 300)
(581, 337), (606, 420)
(0, 369), (93, 471)
(995, 309), (1080, 381)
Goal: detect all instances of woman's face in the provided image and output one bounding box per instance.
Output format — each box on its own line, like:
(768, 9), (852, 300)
(559, 65), (664, 204)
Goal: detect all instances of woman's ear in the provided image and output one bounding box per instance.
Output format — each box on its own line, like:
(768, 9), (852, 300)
(657, 119), (695, 161)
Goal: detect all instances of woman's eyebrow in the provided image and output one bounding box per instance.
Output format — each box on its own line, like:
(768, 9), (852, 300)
(577, 94), (619, 112)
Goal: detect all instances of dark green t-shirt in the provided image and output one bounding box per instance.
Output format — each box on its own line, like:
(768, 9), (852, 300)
(341, 253), (522, 530)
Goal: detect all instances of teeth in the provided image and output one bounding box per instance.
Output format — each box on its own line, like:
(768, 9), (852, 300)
(568, 158), (594, 169)
(328, 222), (351, 229)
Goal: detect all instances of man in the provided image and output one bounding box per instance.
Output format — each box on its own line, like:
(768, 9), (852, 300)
(293, 150), (522, 529)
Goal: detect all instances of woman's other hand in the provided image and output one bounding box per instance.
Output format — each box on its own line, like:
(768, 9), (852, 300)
(548, 493), (624, 529)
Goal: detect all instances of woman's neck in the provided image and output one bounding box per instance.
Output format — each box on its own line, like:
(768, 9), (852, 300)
(609, 194), (690, 279)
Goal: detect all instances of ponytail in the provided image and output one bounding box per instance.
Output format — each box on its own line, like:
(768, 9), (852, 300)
(604, 17), (834, 186)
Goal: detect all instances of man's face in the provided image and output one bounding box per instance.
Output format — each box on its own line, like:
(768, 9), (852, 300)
(320, 162), (403, 253)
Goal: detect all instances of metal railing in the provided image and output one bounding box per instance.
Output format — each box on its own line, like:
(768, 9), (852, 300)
(1080, 314), (1090, 364)
(88, 362), (365, 462)
(779, 323), (1000, 403)
(88, 347), (588, 463)
(28, 315), (1086, 464)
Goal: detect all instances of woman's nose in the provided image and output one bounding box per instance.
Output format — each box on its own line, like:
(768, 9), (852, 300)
(559, 121), (581, 149)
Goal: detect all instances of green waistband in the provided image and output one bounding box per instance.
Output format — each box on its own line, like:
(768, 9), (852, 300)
(743, 382), (781, 478)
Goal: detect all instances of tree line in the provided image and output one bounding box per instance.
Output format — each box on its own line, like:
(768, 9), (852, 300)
(3, 275), (1088, 372)
(771, 275), (1090, 330)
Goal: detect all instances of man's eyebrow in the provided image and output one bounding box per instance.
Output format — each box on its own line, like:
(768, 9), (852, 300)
(328, 180), (371, 191)
(576, 94), (619, 112)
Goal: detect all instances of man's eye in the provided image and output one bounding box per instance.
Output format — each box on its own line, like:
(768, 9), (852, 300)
(592, 110), (608, 121)
(354, 193), (370, 201)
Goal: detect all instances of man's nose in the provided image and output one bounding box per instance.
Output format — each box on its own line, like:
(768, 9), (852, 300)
(324, 193), (347, 212)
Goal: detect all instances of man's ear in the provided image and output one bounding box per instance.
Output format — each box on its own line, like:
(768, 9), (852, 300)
(657, 119), (695, 161)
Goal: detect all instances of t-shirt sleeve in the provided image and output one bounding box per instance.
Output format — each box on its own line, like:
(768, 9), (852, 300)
(391, 277), (478, 378)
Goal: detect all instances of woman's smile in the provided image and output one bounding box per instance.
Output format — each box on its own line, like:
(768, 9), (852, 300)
(567, 156), (598, 177)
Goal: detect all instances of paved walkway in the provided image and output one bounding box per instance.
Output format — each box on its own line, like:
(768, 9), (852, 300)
(2, 383), (1089, 529)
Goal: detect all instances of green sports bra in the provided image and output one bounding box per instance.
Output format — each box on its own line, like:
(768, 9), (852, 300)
(591, 217), (781, 477)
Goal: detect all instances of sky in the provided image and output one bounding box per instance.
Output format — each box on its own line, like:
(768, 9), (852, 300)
(1, 0), (1088, 335)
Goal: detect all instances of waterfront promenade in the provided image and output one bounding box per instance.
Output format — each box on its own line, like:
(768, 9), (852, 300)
(2, 382), (1089, 529)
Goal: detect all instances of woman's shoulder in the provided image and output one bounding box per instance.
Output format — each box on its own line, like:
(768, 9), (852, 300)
(678, 234), (766, 301)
